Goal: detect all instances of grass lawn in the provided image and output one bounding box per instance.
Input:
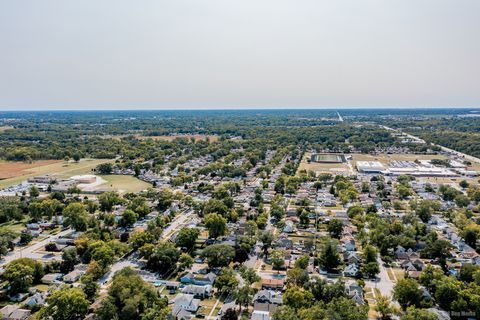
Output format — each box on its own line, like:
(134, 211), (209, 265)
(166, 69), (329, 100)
(0, 217), (29, 234)
(0, 158), (114, 189)
(97, 175), (152, 193)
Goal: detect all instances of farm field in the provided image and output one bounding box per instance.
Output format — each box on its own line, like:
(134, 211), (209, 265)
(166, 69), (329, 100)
(0, 158), (114, 189)
(97, 174), (152, 193)
(0, 160), (61, 180)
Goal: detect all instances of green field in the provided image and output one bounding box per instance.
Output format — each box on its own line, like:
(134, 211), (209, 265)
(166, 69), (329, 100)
(0, 158), (114, 189)
(98, 175), (152, 193)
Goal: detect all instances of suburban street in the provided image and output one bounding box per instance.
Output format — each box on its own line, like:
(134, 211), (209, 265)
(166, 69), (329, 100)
(0, 228), (72, 267)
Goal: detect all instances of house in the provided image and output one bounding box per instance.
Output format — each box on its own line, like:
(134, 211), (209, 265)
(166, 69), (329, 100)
(254, 290), (282, 305)
(41, 273), (63, 284)
(344, 252), (361, 265)
(251, 310), (271, 320)
(344, 263), (359, 277)
(342, 239), (356, 252)
(173, 294), (200, 313)
(181, 285), (213, 298)
(261, 278), (284, 290)
(0, 305), (31, 320)
(24, 292), (46, 308)
(180, 272), (216, 286)
(63, 269), (84, 283)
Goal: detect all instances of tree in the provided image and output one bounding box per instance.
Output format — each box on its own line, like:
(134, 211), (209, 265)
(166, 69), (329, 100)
(128, 230), (155, 250)
(221, 308), (238, 320)
(327, 219), (343, 238)
(80, 275), (99, 301)
(347, 205), (365, 219)
(120, 209), (138, 227)
(40, 287), (89, 320)
(204, 213), (227, 239)
(267, 249), (284, 271)
(318, 240), (341, 272)
(202, 244), (235, 268)
(401, 307), (437, 320)
(19, 232), (33, 245)
(283, 286), (314, 310)
(98, 191), (122, 212)
(361, 262), (380, 279)
(3, 258), (44, 294)
(459, 180), (469, 189)
(178, 252), (194, 271)
(375, 294), (397, 320)
(362, 245), (377, 264)
(96, 163), (113, 174)
(73, 153), (81, 162)
(96, 267), (167, 320)
(393, 278), (422, 310)
(434, 276), (461, 310)
(3, 262), (34, 294)
(294, 254), (309, 270)
(214, 267), (239, 294)
(236, 286), (255, 313)
(240, 266), (260, 285)
(29, 186), (40, 198)
(91, 243), (115, 269)
(147, 241), (180, 275)
(61, 247), (80, 273)
(259, 230), (274, 258)
(455, 194), (470, 208)
(175, 227), (200, 251)
(63, 202), (88, 231)
(286, 267), (309, 287)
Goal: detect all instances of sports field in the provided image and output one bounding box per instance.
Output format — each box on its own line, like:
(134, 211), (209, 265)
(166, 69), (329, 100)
(0, 159), (114, 189)
(97, 175), (152, 193)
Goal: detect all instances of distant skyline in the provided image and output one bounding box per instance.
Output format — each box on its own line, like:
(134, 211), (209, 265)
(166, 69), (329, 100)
(1, 0), (479, 110)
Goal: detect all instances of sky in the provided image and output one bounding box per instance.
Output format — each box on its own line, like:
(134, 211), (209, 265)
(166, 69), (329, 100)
(0, 0), (479, 110)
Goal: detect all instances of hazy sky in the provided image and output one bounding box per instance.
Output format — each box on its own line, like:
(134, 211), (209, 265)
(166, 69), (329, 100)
(1, 0), (479, 110)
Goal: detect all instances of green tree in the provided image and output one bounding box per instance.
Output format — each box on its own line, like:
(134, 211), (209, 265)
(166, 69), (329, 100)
(318, 240), (341, 272)
(178, 252), (194, 271)
(214, 267), (239, 294)
(270, 249), (285, 271)
(204, 213), (227, 239)
(259, 230), (274, 258)
(393, 278), (422, 310)
(175, 227), (200, 251)
(240, 266), (260, 285)
(327, 219), (343, 238)
(401, 307), (437, 320)
(201, 244), (235, 268)
(283, 286), (314, 310)
(146, 241), (180, 275)
(29, 186), (40, 198)
(375, 294), (397, 320)
(121, 209), (138, 227)
(98, 191), (123, 212)
(41, 287), (89, 320)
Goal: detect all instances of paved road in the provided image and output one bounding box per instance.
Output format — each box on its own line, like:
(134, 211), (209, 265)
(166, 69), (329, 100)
(0, 228), (73, 266)
(381, 125), (480, 165)
(365, 257), (395, 299)
(99, 210), (194, 289)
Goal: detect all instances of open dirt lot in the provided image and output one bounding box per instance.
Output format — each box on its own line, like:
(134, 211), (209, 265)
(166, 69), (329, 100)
(0, 160), (62, 180)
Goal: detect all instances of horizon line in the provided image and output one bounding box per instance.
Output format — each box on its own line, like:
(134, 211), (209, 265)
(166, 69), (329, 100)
(0, 106), (479, 112)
